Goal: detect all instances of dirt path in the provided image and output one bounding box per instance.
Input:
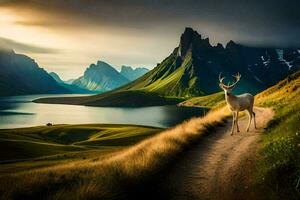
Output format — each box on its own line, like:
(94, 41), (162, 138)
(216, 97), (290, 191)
(160, 107), (274, 200)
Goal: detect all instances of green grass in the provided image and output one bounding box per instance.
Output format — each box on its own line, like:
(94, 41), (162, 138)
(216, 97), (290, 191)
(137, 51), (200, 98)
(0, 140), (86, 162)
(178, 91), (225, 109)
(255, 71), (300, 199)
(0, 108), (226, 200)
(0, 124), (163, 175)
(116, 50), (207, 98)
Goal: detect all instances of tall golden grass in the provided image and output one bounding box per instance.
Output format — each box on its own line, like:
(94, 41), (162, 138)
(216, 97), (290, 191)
(0, 108), (226, 200)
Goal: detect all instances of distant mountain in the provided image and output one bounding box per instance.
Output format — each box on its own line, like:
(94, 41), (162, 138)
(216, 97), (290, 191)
(120, 66), (149, 81)
(120, 27), (300, 97)
(49, 72), (95, 94)
(65, 78), (75, 84)
(49, 72), (64, 84)
(0, 49), (69, 96)
(73, 61), (130, 92)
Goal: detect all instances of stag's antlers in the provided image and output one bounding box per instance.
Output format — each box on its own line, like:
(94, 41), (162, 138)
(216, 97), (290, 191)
(219, 72), (241, 89)
(219, 73), (225, 85)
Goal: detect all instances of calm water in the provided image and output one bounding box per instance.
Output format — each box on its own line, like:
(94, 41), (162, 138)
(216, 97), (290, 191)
(0, 94), (207, 129)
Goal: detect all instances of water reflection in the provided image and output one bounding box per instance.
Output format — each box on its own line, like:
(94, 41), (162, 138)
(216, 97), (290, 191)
(0, 94), (207, 128)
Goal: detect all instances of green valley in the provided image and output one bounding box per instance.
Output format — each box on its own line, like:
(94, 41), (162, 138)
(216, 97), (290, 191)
(0, 124), (163, 175)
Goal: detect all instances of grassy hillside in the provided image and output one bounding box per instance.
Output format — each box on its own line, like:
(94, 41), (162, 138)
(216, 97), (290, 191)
(0, 108), (226, 199)
(118, 50), (206, 97)
(178, 92), (225, 109)
(255, 71), (300, 199)
(0, 124), (162, 175)
(34, 90), (183, 107)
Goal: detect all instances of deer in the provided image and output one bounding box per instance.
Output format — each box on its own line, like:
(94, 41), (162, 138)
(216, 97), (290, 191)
(218, 73), (257, 135)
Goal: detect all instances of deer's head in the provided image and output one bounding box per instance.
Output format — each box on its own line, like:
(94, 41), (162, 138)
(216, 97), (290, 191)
(219, 73), (241, 93)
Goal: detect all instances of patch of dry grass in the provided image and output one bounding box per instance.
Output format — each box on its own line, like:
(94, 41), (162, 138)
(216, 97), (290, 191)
(0, 108), (227, 200)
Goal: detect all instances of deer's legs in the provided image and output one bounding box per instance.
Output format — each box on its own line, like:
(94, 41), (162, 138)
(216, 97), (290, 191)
(236, 111), (240, 132)
(231, 112), (236, 135)
(246, 109), (252, 132)
(253, 111), (257, 129)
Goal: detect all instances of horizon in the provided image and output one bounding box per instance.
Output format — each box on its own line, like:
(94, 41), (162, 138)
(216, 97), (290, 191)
(1, 0), (300, 79)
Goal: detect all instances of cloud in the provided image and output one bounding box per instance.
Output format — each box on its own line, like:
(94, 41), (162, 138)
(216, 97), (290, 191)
(0, 36), (60, 54)
(2, 0), (300, 47)
(14, 20), (58, 27)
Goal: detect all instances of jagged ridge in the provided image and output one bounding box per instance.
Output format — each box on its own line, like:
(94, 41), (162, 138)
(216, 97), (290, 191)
(119, 27), (300, 97)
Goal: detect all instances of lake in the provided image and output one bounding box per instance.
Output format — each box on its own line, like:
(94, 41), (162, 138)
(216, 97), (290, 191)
(0, 94), (207, 129)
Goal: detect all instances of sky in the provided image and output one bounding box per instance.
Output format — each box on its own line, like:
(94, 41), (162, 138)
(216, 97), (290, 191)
(0, 0), (299, 80)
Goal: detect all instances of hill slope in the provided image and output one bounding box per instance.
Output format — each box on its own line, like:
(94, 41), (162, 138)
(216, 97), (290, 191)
(48, 72), (65, 84)
(256, 70), (300, 105)
(0, 124), (162, 174)
(178, 92), (225, 108)
(0, 49), (69, 96)
(255, 71), (300, 199)
(49, 72), (96, 94)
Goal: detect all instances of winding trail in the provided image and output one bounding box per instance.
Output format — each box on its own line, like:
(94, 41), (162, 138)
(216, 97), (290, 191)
(160, 107), (274, 200)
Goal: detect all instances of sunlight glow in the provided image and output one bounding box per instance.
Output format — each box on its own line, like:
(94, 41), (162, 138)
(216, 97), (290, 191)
(0, 7), (169, 79)
(0, 9), (16, 24)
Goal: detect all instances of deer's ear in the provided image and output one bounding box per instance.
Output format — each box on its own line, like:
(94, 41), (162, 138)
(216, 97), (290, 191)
(219, 84), (224, 89)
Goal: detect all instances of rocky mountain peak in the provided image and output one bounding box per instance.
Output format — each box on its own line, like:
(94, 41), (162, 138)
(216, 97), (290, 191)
(96, 60), (111, 68)
(225, 40), (237, 49)
(121, 65), (132, 71)
(74, 60), (130, 92)
(178, 27), (215, 59)
(178, 27), (202, 57)
(88, 63), (97, 69)
(216, 43), (224, 49)
(85, 61), (119, 75)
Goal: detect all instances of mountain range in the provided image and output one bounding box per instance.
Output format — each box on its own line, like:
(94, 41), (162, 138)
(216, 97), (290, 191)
(0, 47), (149, 96)
(120, 27), (300, 97)
(120, 66), (149, 81)
(35, 27), (300, 106)
(0, 49), (69, 96)
(72, 62), (148, 92)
